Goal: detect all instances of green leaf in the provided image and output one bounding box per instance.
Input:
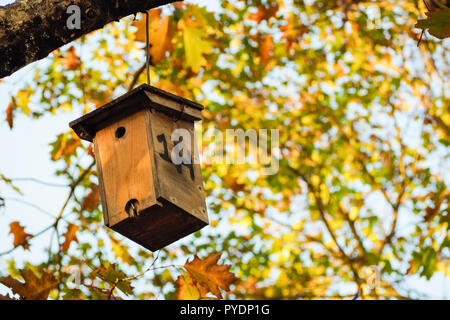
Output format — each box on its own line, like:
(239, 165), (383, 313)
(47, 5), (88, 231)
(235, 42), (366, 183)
(181, 20), (212, 73)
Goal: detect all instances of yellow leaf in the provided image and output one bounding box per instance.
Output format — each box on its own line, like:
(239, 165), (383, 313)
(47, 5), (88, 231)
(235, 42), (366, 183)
(180, 19), (212, 73)
(174, 272), (201, 300)
(349, 207), (359, 221)
(110, 237), (134, 265)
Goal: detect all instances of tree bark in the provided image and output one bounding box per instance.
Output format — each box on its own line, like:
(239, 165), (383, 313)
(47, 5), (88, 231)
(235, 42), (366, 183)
(0, 0), (180, 78)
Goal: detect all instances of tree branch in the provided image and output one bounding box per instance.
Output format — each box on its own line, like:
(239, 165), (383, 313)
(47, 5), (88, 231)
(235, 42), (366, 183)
(0, 0), (180, 78)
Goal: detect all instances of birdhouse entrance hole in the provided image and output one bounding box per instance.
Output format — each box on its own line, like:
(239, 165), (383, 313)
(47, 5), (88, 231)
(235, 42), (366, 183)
(115, 126), (126, 139)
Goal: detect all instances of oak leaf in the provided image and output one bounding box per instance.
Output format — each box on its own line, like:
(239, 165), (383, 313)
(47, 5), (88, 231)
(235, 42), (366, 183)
(184, 253), (237, 299)
(0, 269), (58, 300)
(9, 221), (32, 249)
(179, 18), (212, 73)
(61, 223), (79, 251)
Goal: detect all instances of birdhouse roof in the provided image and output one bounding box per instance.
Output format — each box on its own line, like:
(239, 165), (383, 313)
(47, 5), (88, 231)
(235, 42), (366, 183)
(69, 84), (204, 142)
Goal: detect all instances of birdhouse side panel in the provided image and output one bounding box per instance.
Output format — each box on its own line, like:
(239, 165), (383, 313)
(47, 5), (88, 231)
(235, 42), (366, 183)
(94, 109), (159, 227)
(149, 110), (208, 224)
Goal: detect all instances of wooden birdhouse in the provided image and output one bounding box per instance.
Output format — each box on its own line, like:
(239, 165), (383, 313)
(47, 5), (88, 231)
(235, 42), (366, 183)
(69, 84), (208, 251)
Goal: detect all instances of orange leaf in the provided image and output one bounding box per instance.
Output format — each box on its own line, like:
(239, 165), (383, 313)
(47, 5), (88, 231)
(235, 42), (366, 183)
(61, 223), (79, 251)
(5, 103), (13, 129)
(259, 34), (273, 62)
(81, 184), (99, 211)
(184, 253), (237, 299)
(132, 10), (173, 64)
(9, 221), (32, 249)
(0, 269), (58, 300)
(250, 3), (279, 23)
(62, 46), (80, 71)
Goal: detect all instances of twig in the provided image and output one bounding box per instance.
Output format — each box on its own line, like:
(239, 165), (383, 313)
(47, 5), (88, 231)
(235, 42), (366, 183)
(54, 160), (95, 227)
(128, 63), (147, 92)
(288, 166), (363, 290)
(3, 197), (58, 218)
(5, 177), (68, 188)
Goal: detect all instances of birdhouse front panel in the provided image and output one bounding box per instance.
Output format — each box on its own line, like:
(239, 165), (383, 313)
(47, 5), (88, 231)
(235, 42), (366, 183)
(93, 109), (159, 227)
(69, 84), (209, 251)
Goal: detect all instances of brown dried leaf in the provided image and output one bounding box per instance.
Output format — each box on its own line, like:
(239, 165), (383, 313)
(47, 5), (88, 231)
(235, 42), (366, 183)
(81, 184), (99, 211)
(61, 223), (79, 251)
(0, 293), (14, 300)
(9, 221), (32, 249)
(0, 269), (58, 300)
(184, 253), (237, 299)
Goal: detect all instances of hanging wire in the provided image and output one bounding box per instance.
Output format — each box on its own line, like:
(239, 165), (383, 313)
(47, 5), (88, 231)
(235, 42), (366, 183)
(145, 11), (151, 85)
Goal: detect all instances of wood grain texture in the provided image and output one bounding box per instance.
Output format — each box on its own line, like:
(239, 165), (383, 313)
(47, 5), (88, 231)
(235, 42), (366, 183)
(150, 110), (208, 224)
(94, 109), (159, 226)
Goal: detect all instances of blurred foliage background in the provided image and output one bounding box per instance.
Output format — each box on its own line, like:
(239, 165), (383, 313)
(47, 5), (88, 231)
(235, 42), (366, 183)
(0, 0), (449, 299)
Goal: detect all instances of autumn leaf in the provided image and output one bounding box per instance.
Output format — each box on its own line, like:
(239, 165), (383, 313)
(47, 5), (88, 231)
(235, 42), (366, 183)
(174, 272), (202, 300)
(92, 263), (133, 296)
(0, 269), (58, 300)
(5, 103), (13, 129)
(61, 46), (80, 70)
(9, 221), (32, 249)
(81, 184), (99, 211)
(183, 253), (237, 299)
(179, 18), (212, 73)
(259, 33), (274, 63)
(50, 132), (81, 161)
(416, 8), (450, 39)
(61, 223), (79, 251)
(0, 293), (14, 300)
(250, 3), (279, 23)
(110, 236), (134, 265)
(133, 10), (174, 65)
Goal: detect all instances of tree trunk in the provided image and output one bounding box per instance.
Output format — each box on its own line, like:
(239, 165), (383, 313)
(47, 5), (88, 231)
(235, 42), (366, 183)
(0, 0), (179, 78)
